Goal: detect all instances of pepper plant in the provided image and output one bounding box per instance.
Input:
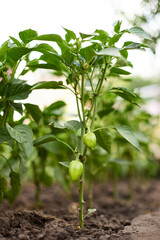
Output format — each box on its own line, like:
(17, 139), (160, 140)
(0, 23), (151, 227)
(29, 22), (151, 227)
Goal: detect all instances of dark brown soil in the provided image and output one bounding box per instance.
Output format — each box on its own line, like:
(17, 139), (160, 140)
(0, 179), (160, 239)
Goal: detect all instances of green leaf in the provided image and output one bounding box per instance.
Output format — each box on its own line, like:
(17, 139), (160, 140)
(96, 48), (121, 57)
(33, 134), (57, 146)
(0, 127), (13, 143)
(93, 29), (109, 44)
(63, 27), (76, 40)
(9, 102), (23, 115)
(6, 171), (21, 204)
(59, 161), (70, 168)
(84, 208), (97, 218)
(25, 103), (42, 123)
(35, 34), (63, 42)
(64, 120), (81, 131)
(109, 87), (139, 105)
(6, 123), (33, 157)
(115, 125), (140, 151)
(9, 36), (22, 47)
(7, 47), (32, 63)
(80, 45), (96, 63)
(19, 29), (38, 43)
(80, 32), (97, 39)
(114, 21), (122, 33)
(95, 129), (112, 154)
(31, 81), (64, 90)
(129, 27), (152, 40)
(27, 63), (62, 71)
(6, 79), (31, 100)
(0, 40), (9, 62)
(110, 67), (131, 75)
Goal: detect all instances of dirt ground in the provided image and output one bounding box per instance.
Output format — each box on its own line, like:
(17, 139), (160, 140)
(0, 179), (160, 240)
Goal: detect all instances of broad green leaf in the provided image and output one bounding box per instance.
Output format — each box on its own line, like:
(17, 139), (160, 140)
(45, 101), (66, 116)
(58, 43), (75, 65)
(59, 161), (70, 168)
(80, 32), (98, 39)
(0, 127), (13, 143)
(6, 124), (33, 157)
(34, 43), (57, 53)
(129, 27), (151, 40)
(63, 27), (76, 40)
(33, 134), (57, 146)
(109, 87), (139, 105)
(80, 45), (96, 63)
(93, 29), (109, 44)
(95, 129), (112, 154)
(109, 33), (123, 47)
(115, 125), (140, 151)
(9, 36), (22, 46)
(19, 29), (38, 43)
(7, 47), (32, 63)
(6, 79), (31, 100)
(64, 120), (81, 131)
(9, 102), (23, 115)
(25, 103), (42, 123)
(0, 40), (9, 62)
(96, 48), (121, 57)
(27, 63), (62, 71)
(110, 67), (131, 75)
(31, 81), (64, 90)
(35, 34), (63, 42)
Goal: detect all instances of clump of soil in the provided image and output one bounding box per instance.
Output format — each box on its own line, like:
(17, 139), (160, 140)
(0, 180), (160, 239)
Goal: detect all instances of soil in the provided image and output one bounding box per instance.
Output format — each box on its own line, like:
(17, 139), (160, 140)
(0, 179), (160, 240)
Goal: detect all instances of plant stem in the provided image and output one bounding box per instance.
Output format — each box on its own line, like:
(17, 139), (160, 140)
(79, 70), (86, 228)
(1, 101), (10, 127)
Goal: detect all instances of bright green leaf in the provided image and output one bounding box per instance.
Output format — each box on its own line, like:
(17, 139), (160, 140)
(115, 125), (140, 151)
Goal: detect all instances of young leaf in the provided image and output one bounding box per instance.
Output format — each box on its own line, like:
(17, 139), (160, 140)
(84, 208), (97, 218)
(115, 125), (140, 151)
(19, 29), (38, 43)
(63, 27), (76, 40)
(114, 21), (122, 33)
(94, 129), (112, 154)
(129, 27), (152, 40)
